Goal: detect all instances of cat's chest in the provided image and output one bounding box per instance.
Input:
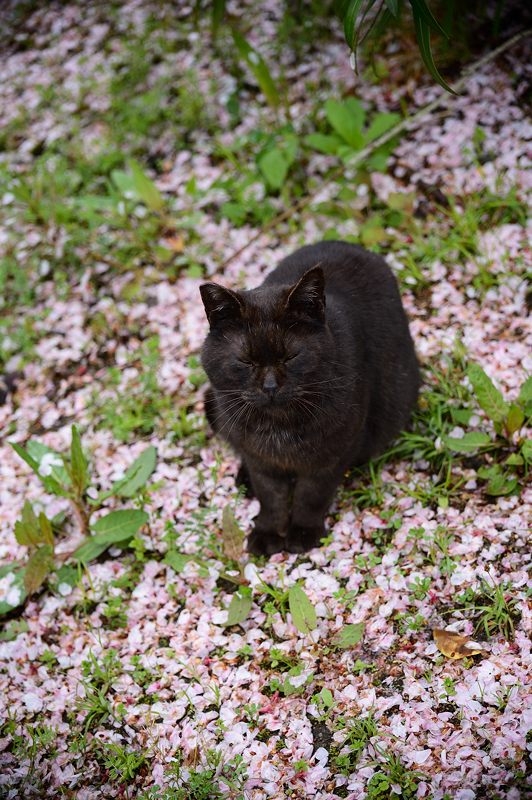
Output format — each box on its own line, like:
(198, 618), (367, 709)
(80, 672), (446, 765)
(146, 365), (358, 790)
(231, 416), (322, 470)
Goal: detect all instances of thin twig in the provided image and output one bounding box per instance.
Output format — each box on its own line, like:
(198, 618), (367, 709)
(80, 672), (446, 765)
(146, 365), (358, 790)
(217, 27), (531, 273)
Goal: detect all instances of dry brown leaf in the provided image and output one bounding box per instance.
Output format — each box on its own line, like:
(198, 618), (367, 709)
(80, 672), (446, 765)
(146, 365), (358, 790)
(221, 504), (245, 562)
(163, 234), (184, 253)
(433, 628), (486, 660)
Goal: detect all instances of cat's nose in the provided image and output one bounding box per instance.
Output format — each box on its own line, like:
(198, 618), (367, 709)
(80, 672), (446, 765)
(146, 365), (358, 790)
(262, 371), (278, 400)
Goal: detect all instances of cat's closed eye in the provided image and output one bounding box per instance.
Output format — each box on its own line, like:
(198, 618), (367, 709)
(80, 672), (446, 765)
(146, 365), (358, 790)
(284, 353), (299, 363)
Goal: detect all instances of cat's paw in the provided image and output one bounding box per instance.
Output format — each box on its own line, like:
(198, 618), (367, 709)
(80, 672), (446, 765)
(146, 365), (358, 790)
(247, 527), (286, 556)
(286, 525), (325, 553)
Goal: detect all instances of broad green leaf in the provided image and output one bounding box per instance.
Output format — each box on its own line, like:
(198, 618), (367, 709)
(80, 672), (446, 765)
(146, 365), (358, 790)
(521, 439), (532, 463)
(92, 509), (148, 538)
(450, 407), (473, 426)
(303, 133), (342, 155)
(365, 112), (401, 142)
(505, 404), (524, 436)
(288, 584), (317, 634)
(128, 160), (164, 212)
(518, 376), (532, 406)
(10, 442), (67, 496)
(331, 622), (364, 648)
(221, 505), (245, 562)
(258, 148), (288, 190)
(26, 441), (71, 488)
(443, 432), (491, 453)
(0, 619), (29, 641)
(468, 363), (509, 423)
(70, 425), (89, 498)
(0, 564), (27, 616)
(73, 510), (148, 563)
(114, 446), (157, 498)
(485, 473), (518, 496)
(412, 7), (455, 94)
(232, 30), (279, 108)
(504, 453), (523, 467)
(226, 586), (252, 626)
(24, 544), (54, 595)
(164, 550), (193, 573)
(325, 98), (365, 149)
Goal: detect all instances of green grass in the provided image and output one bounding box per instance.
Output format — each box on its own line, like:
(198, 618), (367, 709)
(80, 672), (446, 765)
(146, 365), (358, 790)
(455, 580), (521, 640)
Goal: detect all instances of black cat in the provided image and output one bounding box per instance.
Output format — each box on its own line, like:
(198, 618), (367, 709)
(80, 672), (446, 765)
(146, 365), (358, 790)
(200, 241), (419, 556)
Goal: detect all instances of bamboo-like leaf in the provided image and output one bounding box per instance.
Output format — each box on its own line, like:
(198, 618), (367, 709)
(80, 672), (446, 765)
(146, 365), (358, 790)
(468, 363), (509, 423)
(288, 584), (317, 634)
(38, 512), (54, 547)
(211, 0), (225, 35)
(384, 0), (399, 15)
(412, 10), (455, 94)
(341, 0), (369, 50)
(505, 404), (524, 436)
(232, 29), (280, 109)
(409, 0), (448, 38)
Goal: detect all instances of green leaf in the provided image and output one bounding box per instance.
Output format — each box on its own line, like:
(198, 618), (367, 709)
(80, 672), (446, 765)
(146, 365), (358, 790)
(232, 30), (279, 108)
(114, 446), (157, 498)
(221, 505), (245, 562)
(128, 160), (164, 212)
(331, 622), (365, 648)
(365, 111), (401, 142)
(288, 584), (317, 634)
(24, 544), (54, 595)
(468, 363), (509, 423)
(14, 501), (40, 547)
(521, 439), (532, 463)
(504, 453), (523, 467)
(505, 404), (524, 436)
(409, 0), (447, 38)
(412, 8), (455, 94)
(0, 566), (27, 616)
(485, 473), (518, 496)
(38, 512), (54, 547)
(0, 619), (29, 642)
(226, 586), (253, 626)
(211, 0), (225, 34)
(325, 98), (365, 149)
(73, 510), (148, 563)
(10, 442), (68, 496)
(303, 133), (342, 155)
(384, 0), (399, 15)
(164, 550), (193, 573)
(26, 441), (71, 487)
(450, 407), (473, 426)
(70, 425), (89, 498)
(518, 376), (532, 407)
(258, 148), (288, 190)
(341, 0), (367, 50)
(443, 431), (491, 453)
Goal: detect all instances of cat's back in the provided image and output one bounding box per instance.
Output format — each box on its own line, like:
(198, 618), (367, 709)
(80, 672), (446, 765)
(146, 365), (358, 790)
(263, 240), (394, 298)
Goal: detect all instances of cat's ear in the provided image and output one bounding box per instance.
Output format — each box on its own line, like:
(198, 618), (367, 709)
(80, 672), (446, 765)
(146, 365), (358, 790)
(285, 266), (325, 321)
(200, 283), (244, 328)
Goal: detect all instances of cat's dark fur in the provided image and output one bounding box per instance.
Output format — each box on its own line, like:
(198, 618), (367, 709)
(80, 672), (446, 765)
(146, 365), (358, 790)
(200, 241), (419, 555)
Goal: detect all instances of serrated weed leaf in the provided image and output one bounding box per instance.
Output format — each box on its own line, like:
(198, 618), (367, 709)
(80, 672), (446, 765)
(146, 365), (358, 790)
(288, 584), (317, 634)
(468, 363), (509, 423)
(443, 431), (491, 453)
(24, 544), (54, 595)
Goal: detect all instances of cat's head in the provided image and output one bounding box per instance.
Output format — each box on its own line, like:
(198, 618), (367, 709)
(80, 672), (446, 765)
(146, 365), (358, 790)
(199, 267), (336, 413)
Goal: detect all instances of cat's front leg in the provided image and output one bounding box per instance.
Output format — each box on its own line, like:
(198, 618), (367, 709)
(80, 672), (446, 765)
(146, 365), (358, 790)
(245, 463), (292, 556)
(288, 470), (341, 553)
